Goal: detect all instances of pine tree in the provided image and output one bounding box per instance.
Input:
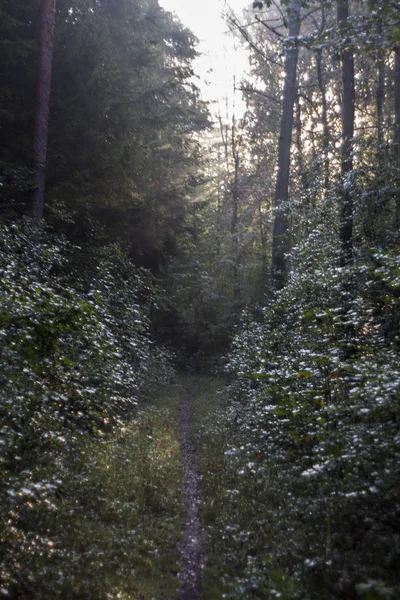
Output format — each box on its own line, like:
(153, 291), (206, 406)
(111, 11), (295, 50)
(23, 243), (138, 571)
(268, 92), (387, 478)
(32, 0), (57, 220)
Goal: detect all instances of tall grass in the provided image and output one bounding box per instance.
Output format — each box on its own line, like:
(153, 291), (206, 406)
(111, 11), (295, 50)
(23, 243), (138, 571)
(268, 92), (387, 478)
(1, 383), (185, 599)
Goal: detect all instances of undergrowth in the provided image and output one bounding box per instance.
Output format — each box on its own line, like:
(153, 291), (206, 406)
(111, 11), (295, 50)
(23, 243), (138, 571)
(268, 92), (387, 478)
(1, 383), (184, 599)
(192, 375), (400, 600)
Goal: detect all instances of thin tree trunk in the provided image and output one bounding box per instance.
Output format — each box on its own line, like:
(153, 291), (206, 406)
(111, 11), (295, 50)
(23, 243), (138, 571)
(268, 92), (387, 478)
(337, 0), (355, 266)
(394, 47), (400, 225)
(230, 111), (241, 299)
(394, 48), (400, 164)
(32, 0), (56, 220)
(257, 185), (267, 261)
(316, 1), (330, 190)
(231, 152), (240, 298)
(295, 97), (309, 193)
(376, 21), (384, 165)
(316, 49), (330, 189)
(218, 110), (240, 297)
(257, 191), (269, 281)
(216, 150), (222, 257)
(271, 0), (301, 291)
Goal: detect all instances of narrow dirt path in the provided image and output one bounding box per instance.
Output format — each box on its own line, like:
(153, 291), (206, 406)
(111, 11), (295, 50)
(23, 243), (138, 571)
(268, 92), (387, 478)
(177, 385), (205, 600)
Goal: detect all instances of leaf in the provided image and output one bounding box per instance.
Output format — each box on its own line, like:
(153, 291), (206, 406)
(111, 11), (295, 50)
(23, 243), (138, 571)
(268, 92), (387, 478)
(297, 370), (312, 379)
(391, 27), (400, 43)
(356, 580), (396, 600)
(303, 309), (314, 319)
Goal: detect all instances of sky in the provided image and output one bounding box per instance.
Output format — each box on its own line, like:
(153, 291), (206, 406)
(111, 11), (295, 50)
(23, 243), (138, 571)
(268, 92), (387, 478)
(158, 0), (250, 117)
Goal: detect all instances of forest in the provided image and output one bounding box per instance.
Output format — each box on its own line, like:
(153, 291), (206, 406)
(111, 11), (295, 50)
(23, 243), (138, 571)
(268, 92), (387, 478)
(0, 0), (399, 598)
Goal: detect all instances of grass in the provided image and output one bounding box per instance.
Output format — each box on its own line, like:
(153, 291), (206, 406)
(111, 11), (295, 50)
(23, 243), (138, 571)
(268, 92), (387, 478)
(1, 381), (187, 599)
(5, 374), (398, 599)
(188, 376), (235, 599)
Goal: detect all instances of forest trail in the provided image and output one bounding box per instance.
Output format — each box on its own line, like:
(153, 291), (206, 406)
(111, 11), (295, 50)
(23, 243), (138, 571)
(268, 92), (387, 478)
(177, 385), (205, 599)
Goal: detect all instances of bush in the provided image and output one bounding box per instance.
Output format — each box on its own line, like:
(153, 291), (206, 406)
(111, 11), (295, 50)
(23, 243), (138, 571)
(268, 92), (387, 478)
(0, 219), (174, 594)
(220, 223), (400, 598)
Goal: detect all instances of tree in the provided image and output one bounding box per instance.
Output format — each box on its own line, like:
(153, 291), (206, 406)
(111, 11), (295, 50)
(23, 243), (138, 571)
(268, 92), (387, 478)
(337, 0), (355, 265)
(45, 0), (208, 267)
(227, 0), (302, 291)
(394, 47), (400, 164)
(32, 0), (56, 220)
(270, 0), (301, 290)
(0, 0), (209, 266)
(217, 106), (248, 300)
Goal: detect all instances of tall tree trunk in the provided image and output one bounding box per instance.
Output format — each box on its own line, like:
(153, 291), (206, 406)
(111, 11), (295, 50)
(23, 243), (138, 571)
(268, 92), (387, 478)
(271, 0), (301, 291)
(231, 113), (241, 300)
(394, 48), (400, 164)
(316, 1), (330, 190)
(316, 49), (330, 189)
(295, 97), (309, 193)
(376, 21), (384, 166)
(337, 0), (355, 266)
(231, 153), (240, 298)
(394, 47), (400, 226)
(32, 0), (56, 220)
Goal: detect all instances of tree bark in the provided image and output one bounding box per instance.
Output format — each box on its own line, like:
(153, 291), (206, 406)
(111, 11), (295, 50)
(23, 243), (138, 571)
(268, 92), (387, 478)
(295, 97), (309, 193)
(316, 1), (330, 190)
(271, 0), (301, 291)
(231, 118), (240, 299)
(394, 47), (400, 164)
(32, 0), (56, 220)
(231, 154), (240, 298)
(376, 21), (385, 166)
(316, 49), (330, 189)
(394, 47), (400, 226)
(337, 0), (355, 266)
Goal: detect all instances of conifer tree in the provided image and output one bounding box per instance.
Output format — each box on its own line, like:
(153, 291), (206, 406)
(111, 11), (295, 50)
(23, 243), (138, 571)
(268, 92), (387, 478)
(32, 0), (56, 220)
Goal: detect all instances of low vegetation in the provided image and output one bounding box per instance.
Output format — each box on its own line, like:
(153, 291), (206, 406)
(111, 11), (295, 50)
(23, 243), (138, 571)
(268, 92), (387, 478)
(0, 222), (180, 597)
(193, 365), (400, 599)
(1, 379), (185, 599)
(190, 230), (400, 599)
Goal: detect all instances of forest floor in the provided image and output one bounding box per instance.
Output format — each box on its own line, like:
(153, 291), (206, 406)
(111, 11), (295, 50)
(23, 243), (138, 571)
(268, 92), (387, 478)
(177, 384), (205, 599)
(3, 375), (250, 599)
(10, 375), (399, 598)
(5, 376), (227, 599)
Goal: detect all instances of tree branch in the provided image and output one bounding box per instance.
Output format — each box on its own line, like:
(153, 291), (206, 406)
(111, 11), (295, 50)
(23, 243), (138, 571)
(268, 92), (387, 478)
(238, 86), (281, 106)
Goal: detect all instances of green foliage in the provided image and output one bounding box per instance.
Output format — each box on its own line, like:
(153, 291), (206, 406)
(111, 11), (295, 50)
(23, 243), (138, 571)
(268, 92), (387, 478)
(0, 0), (209, 269)
(0, 219), (175, 595)
(1, 382), (183, 599)
(2, 0), (400, 595)
(218, 211), (400, 597)
(157, 123), (271, 367)
(0, 161), (34, 215)
(0, 0), (39, 170)
(47, 0), (209, 267)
